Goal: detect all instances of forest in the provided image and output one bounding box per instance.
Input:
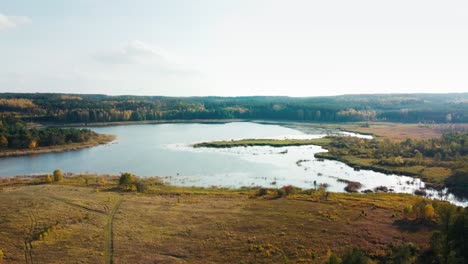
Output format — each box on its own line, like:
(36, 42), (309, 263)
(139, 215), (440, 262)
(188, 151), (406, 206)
(0, 93), (466, 124)
(0, 115), (98, 149)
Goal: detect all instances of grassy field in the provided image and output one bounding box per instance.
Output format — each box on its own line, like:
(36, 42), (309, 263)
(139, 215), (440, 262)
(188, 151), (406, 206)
(194, 138), (332, 148)
(306, 122), (468, 141)
(0, 175), (435, 263)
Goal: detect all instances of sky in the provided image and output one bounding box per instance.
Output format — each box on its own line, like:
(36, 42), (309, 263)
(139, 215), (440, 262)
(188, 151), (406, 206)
(0, 0), (467, 96)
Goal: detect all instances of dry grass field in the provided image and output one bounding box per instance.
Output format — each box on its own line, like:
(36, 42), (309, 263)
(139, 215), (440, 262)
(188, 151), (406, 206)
(322, 122), (468, 141)
(0, 177), (435, 264)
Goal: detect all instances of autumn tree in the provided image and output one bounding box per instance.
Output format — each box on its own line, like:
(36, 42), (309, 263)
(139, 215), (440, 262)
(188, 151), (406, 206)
(53, 169), (64, 182)
(0, 135), (7, 147)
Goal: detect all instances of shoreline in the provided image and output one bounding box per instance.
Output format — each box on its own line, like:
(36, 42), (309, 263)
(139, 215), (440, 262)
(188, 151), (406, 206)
(29, 119), (246, 128)
(0, 134), (116, 158)
(2, 172), (466, 206)
(191, 137), (458, 197)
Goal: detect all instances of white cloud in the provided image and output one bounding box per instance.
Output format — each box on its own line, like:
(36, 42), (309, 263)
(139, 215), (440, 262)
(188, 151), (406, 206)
(93, 40), (198, 75)
(95, 41), (175, 65)
(0, 13), (31, 31)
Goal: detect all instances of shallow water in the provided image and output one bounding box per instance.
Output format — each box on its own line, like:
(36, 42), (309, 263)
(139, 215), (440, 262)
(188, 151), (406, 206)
(0, 122), (465, 206)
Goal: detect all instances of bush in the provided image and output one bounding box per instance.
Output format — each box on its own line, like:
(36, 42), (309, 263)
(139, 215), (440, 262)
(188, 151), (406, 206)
(255, 188), (268, 197)
(119, 172), (136, 186)
(325, 253), (341, 264)
(53, 169), (63, 182)
(45, 174), (53, 183)
(0, 249), (4, 261)
(389, 243), (419, 264)
(276, 188), (285, 197)
(135, 181), (148, 193)
(341, 248), (368, 264)
(281, 185), (302, 195)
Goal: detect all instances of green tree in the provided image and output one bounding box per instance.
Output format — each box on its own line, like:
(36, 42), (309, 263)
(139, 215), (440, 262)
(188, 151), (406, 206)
(389, 243), (418, 264)
(341, 248), (368, 264)
(119, 172), (136, 186)
(414, 152), (423, 165)
(53, 169), (63, 182)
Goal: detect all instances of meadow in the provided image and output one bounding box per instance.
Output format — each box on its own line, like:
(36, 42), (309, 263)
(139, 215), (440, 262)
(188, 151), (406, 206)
(0, 174), (436, 263)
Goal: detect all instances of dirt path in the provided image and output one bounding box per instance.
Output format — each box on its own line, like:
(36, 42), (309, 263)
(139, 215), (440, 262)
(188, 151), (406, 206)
(104, 196), (123, 264)
(24, 211), (37, 264)
(49, 195), (123, 264)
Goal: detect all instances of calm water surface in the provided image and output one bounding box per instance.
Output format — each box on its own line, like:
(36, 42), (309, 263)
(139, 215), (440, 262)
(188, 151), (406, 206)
(0, 122), (465, 205)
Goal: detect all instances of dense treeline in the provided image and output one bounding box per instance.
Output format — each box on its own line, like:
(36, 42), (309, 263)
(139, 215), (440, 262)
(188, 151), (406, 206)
(0, 115), (97, 149)
(0, 93), (466, 124)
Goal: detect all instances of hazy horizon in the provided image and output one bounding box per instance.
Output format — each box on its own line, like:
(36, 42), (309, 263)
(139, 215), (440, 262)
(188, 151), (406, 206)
(1, 91), (468, 98)
(1, 0), (467, 96)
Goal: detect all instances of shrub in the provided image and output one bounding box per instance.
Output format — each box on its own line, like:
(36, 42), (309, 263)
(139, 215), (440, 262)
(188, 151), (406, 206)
(325, 253), (341, 264)
(414, 189), (427, 196)
(255, 188), (268, 197)
(276, 188), (285, 197)
(389, 243), (419, 264)
(281, 185), (302, 195)
(119, 172), (136, 186)
(403, 205), (413, 218)
(423, 204), (435, 220)
(341, 248), (368, 264)
(135, 181), (148, 193)
(0, 249), (4, 261)
(343, 181), (362, 193)
(45, 174), (53, 183)
(53, 169), (63, 182)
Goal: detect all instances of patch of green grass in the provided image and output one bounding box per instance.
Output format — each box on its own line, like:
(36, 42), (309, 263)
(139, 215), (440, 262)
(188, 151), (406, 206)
(421, 167), (452, 183)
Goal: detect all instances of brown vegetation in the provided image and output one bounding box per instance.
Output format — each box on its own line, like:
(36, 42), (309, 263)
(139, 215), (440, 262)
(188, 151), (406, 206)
(321, 122), (468, 141)
(0, 175), (435, 263)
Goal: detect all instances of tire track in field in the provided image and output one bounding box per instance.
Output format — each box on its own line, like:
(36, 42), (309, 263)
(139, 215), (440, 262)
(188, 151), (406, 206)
(24, 210), (37, 264)
(104, 196), (123, 264)
(49, 195), (123, 263)
(49, 196), (107, 215)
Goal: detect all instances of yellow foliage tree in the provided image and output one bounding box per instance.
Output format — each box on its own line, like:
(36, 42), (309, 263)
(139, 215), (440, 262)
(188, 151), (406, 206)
(53, 169), (64, 182)
(423, 204), (435, 220)
(28, 139), (37, 149)
(0, 135), (7, 147)
(45, 174), (53, 183)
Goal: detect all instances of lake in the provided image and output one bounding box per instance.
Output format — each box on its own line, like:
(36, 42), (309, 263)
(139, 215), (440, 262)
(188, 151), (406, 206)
(0, 122), (465, 205)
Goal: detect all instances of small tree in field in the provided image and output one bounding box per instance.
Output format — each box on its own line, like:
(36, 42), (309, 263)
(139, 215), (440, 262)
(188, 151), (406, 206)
(415, 152), (423, 165)
(45, 174), (53, 183)
(53, 169), (63, 182)
(119, 172), (136, 186)
(423, 204), (435, 220)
